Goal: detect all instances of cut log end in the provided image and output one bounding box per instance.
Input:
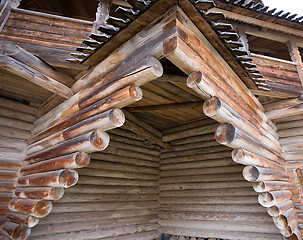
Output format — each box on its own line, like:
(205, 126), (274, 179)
(2, 221), (31, 240)
(49, 187), (65, 200)
(231, 149), (245, 163)
(129, 85), (143, 101)
(215, 124), (235, 144)
(75, 152), (91, 168)
(34, 200), (53, 218)
(59, 169), (79, 188)
(146, 56), (163, 77)
(91, 130), (110, 151)
(109, 108), (125, 127)
(203, 97), (221, 117)
(6, 212), (39, 227)
(186, 71), (202, 88)
(242, 166), (259, 182)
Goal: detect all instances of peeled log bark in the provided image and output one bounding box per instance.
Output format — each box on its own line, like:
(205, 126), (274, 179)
(6, 211), (39, 227)
(14, 187), (64, 200)
(27, 109), (124, 154)
(232, 149), (286, 173)
(0, 56), (73, 99)
(21, 152), (90, 175)
(215, 124), (285, 165)
(25, 130), (109, 164)
(2, 221), (31, 240)
(267, 200), (294, 217)
(253, 181), (291, 193)
(242, 166), (289, 182)
(17, 169), (78, 188)
(34, 56), (161, 135)
(9, 198), (52, 218)
(30, 85), (142, 143)
(258, 190), (293, 207)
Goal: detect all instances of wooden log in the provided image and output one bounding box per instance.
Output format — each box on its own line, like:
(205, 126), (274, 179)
(232, 149), (286, 173)
(273, 208), (297, 229)
(17, 169), (78, 188)
(0, 42), (75, 86)
(27, 109), (124, 154)
(0, 96), (36, 114)
(253, 181), (292, 193)
(30, 85), (142, 143)
(14, 187), (64, 200)
(187, 71), (278, 139)
(267, 200), (294, 217)
(266, 103), (303, 120)
(0, 107), (35, 123)
(215, 124), (285, 165)
(204, 97), (282, 153)
(0, 125), (32, 140)
(34, 56), (161, 134)
(21, 152), (90, 175)
(6, 211), (39, 227)
(279, 218), (298, 237)
(25, 130), (109, 164)
(1, 221), (31, 240)
(9, 198), (52, 218)
(0, 55), (73, 98)
(242, 166), (289, 182)
(258, 190), (293, 207)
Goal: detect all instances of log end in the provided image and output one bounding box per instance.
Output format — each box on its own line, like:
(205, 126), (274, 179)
(49, 187), (65, 200)
(129, 85), (143, 101)
(146, 56), (163, 77)
(34, 200), (53, 218)
(109, 108), (125, 127)
(203, 97), (221, 117)
(75, 152), (91, 168)
(242, 166), (259, 182)
(91, 130), (110, 151)
(59, 169), (79, 188)
(253, 181), (265, 192)
(2, 221), (31, 240)
(215, 124), (235, 144)
(273, 215), (288, 230)
(186, 71), (202, 88)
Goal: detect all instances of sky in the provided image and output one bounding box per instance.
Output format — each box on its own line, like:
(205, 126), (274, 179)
(262, 0), (303, 16)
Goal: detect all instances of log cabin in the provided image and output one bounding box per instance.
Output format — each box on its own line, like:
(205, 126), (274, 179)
(0, 0), (303, 239)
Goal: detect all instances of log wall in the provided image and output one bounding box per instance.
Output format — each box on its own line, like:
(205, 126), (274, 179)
(266, 97), (303, 238)
(0, 97), (36, 239)
(28, 128), (161, 240)
(159, 119), (282, 240)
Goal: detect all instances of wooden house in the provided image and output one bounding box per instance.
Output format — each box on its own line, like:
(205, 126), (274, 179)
(0, 0), (303, 239)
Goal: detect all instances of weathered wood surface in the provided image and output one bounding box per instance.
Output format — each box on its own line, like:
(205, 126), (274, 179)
(0, 55), (73, 98)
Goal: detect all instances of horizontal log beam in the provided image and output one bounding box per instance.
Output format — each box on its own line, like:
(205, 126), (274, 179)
(0, 55), (73, 98)
(17, 169), (78, 188)
(0, 42), (75, 86)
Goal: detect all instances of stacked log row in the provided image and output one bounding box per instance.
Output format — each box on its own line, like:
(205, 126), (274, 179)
(0, 98), (36, 239)
(265, 96), (303, 238)
(162, 14), (298, 237)
(3, 56), (163, 240)
(28, 128), (161, 240)
(185, 71), (298, 239)
(160, 119), (282, 240)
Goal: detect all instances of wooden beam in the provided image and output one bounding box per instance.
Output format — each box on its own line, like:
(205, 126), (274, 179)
(250, 89), (297, 99)
(0, 0), (13, 32)
(0, 42), (75, 87)
(215, 8), (303, 40)
(288, 41), (303, 87)
(0, 55), (73, 98)
(125, 101), (203, 112)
